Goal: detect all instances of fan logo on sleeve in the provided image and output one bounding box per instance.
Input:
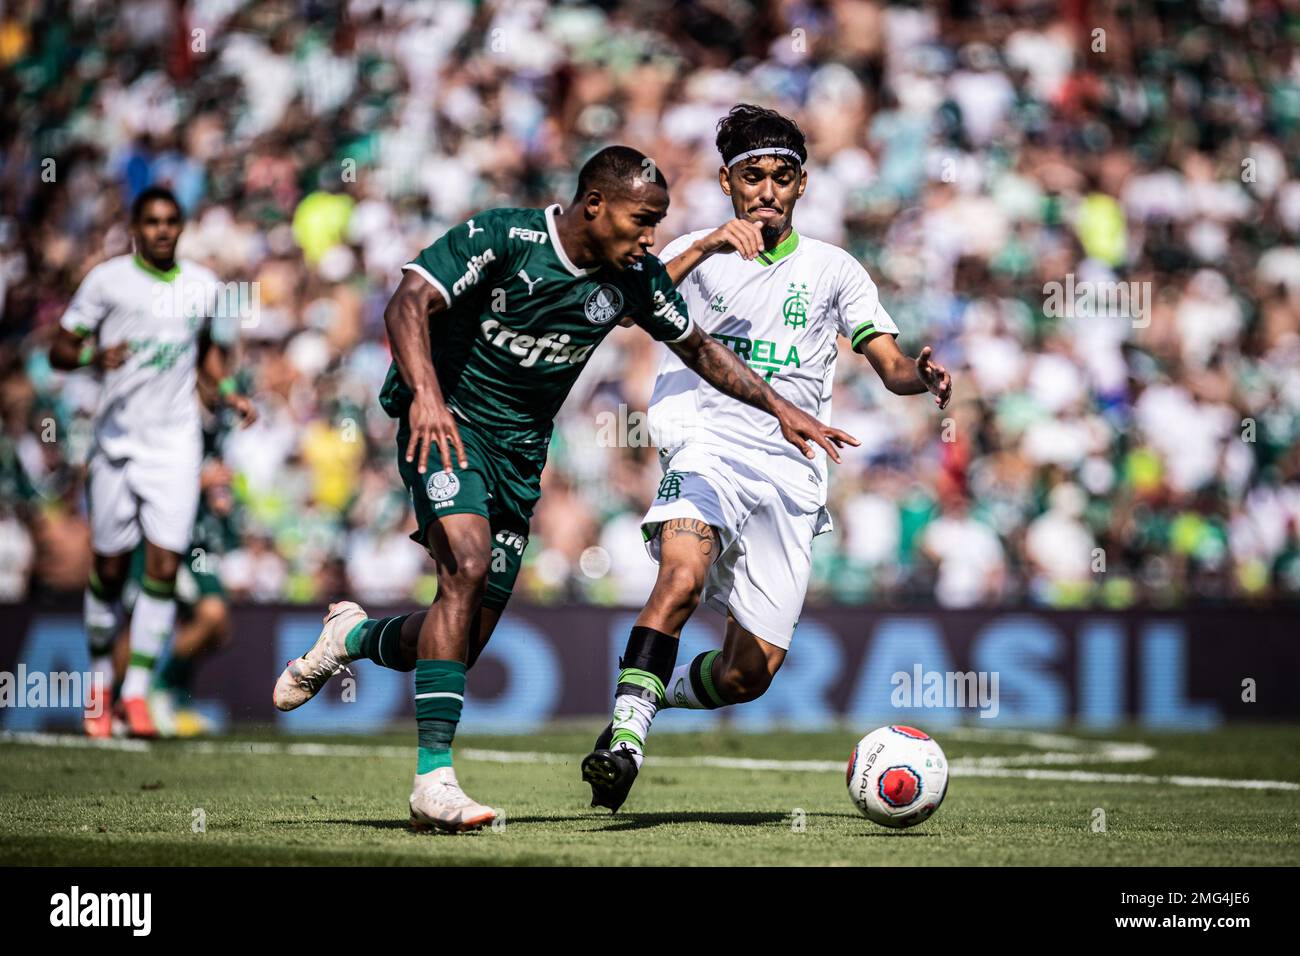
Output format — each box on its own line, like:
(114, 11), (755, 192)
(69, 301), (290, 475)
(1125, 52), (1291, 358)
(426, 470), (460, 503)
(877, 766), (923, 807)
(584, 284), (624, 325)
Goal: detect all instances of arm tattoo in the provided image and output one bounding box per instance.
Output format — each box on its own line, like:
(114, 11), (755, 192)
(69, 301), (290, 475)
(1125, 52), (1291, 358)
(670, 333), (777, 414)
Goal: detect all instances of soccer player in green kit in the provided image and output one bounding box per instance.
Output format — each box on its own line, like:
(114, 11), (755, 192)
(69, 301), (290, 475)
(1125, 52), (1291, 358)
(272, 146), (857, 832)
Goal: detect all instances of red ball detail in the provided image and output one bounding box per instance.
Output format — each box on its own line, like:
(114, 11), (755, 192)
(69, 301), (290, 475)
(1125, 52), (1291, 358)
(880, 767), (920, 807)
(890, 725), (931, 740)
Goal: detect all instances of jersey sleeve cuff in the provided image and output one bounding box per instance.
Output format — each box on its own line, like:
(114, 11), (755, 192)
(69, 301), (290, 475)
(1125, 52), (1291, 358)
(850, 317), (896, 348)
(59, 313), (91, 336)
(401, 262), (452, 306)
(666, 314), (695, 344)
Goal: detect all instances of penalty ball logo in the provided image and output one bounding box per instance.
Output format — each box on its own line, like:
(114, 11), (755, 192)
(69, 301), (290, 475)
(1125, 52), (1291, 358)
(426, 470), (460, 502)
(584, 284), (624, 325)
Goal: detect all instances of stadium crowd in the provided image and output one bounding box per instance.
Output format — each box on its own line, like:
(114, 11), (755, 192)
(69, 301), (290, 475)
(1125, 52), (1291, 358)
(2, 0), (1299, 609)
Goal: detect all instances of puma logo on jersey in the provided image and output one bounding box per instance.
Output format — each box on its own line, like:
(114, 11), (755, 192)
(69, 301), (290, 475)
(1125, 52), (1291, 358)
(465, 219), (484, 238)
(452, 249), (496, 296)
(480, 318), (595, 368)
(517, 270), (543, 295)
(508, 226), (547, 244)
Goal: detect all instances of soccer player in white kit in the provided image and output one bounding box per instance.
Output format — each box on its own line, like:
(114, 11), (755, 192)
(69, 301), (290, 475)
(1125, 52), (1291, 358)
(48, 187), (255, 737)
(584, 105), (953, 811)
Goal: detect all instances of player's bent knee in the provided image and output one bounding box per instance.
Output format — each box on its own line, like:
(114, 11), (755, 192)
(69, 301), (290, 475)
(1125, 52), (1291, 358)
(440, 550), (491, 594)
(718, 664), (773, 704)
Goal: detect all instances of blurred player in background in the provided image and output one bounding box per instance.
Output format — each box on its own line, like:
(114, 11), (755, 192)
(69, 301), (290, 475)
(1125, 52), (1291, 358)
(583, 106), (953, 811)
(48, 187), (255, 738)
(272, 146), (855, 832)
(118, 446), (242, 737)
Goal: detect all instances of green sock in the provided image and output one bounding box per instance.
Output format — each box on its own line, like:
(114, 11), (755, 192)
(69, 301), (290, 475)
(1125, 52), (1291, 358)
(155, 653), (195, 700)
(344, 615), (411, 671)
(415, 659), (466, 775)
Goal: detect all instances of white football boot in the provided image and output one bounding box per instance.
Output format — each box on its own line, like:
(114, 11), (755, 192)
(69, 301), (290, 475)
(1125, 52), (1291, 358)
(409, 767), (496, 833)
(272, 602), (367, 711)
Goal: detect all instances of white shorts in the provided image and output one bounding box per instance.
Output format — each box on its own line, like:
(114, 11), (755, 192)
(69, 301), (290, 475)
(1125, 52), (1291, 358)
(86, 450), (200, 556)
(641, 444), (829, 650)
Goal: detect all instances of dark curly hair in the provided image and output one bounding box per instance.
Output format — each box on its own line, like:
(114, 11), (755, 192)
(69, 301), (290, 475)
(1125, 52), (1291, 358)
(130, 185), (182, 223)
(715, 104), (807, 168)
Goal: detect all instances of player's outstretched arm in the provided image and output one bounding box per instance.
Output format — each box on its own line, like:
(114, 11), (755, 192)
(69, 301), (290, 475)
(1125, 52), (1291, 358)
(384, 270), (466, 474)
(667, 326), (859, 462)
(663, 219), (765, 286)
(198, 335), (257, 427)
(48, 327), (129, 372)
(857, 334), (953, 409)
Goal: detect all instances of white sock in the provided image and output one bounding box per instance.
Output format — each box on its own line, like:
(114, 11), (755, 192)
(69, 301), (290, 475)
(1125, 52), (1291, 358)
(660, 651), (725, 710)
(121, 590), (175, 699)
(609, 694), (657, 769)
(662, 661), (705, 709)
(84, 587), (121, 687)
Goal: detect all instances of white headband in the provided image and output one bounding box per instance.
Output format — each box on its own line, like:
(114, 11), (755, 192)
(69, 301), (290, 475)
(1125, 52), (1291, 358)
(725, 147), (802, 168)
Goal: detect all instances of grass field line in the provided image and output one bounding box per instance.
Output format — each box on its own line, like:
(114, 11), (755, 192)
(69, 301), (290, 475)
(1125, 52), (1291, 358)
(4, 730), (1297, 791)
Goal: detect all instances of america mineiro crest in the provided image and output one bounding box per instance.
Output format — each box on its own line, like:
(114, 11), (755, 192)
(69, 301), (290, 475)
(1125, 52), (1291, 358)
(782, 282), (809, 329)
(657, 471), (683, 501)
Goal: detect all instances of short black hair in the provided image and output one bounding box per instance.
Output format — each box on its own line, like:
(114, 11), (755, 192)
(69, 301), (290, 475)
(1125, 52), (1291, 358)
(130, 186), (182, 223)
(715, 104), (807, 168)
(573, 145), (669, 203)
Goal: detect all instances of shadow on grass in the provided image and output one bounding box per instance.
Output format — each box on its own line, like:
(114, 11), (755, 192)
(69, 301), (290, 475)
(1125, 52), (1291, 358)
(579, 811), (798, 831)
(316, 811), (898, 834)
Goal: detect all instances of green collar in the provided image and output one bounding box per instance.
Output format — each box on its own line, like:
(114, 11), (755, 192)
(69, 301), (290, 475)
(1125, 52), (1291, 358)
(133, 254), (181, 283)
(757, 229), (799, 266)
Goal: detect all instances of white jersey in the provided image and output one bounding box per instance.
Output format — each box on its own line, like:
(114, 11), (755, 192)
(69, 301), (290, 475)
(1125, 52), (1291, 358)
(60, 254), (218, 463)
(649, 229), (898, 510)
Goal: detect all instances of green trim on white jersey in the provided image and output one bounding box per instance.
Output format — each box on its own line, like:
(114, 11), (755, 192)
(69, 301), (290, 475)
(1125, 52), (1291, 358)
(757, 229), (800, 266)
(132, 254), (181, 283)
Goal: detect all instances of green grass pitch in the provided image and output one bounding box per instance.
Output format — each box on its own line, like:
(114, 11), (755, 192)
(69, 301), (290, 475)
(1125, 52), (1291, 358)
(2, 724), (1298, 866)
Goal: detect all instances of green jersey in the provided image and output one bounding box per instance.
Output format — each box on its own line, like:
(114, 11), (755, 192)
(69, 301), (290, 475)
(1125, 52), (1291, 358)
(379, 204), (694, 445)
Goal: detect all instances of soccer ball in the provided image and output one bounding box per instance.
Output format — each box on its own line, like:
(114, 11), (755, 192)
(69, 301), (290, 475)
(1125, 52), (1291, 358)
(845, 725), (949, 828)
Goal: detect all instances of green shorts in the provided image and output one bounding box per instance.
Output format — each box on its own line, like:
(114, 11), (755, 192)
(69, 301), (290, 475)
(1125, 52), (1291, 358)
(395, 415), (544, 610)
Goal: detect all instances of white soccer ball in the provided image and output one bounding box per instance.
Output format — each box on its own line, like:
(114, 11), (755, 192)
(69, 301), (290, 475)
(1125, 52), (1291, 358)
(845, 725), (949, 828)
